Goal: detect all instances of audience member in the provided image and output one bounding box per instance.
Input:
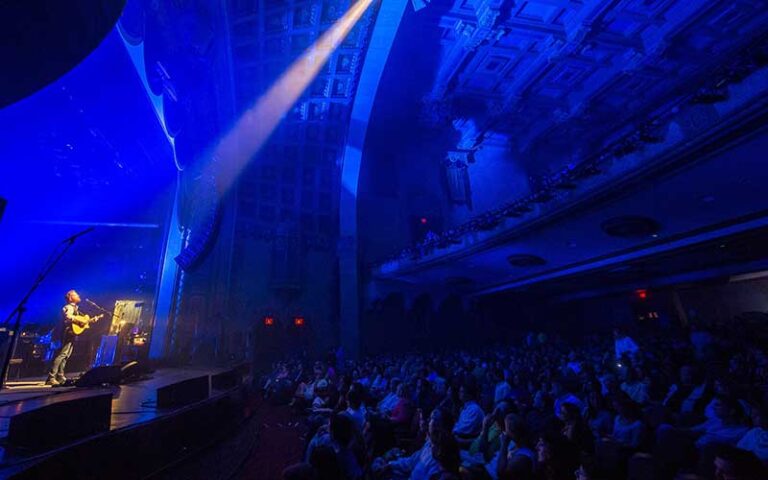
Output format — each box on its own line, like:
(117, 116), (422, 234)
(495, 413), (534, 480)
(377, 408), (454, 480)
(609, 395), (644, 449)
(272, 319), (768, 480)
(613, 328), (639, 361)
(691, 395), (749, 449)
(736, 405), (768, 462)
(559, 401), (595, 456)
(453, 383), (485, 447)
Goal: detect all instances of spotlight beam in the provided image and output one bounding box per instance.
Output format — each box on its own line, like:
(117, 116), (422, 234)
(213, 0), (376, 195)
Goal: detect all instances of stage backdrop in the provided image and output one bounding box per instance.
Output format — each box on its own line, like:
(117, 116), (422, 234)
(0, 31), (177, 372)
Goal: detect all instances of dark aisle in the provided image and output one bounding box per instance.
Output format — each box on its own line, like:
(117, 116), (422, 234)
(148, 398), (307, 480)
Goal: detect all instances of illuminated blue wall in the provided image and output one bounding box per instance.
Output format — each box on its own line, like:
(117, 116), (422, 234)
(0, 31), (176, 335)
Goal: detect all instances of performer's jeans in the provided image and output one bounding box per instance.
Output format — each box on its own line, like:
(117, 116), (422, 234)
(49, 341), (73, 380)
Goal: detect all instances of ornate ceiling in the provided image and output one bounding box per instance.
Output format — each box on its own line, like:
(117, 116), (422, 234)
(355, 0), (768, 292)
(418, 0), (768, 156)
(104, 0), (768, 295)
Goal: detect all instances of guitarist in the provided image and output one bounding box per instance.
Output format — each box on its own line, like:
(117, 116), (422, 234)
(46, 290), (88, 386)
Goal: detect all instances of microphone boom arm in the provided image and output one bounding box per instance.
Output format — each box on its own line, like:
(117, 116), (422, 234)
(85, 299), (117, 317)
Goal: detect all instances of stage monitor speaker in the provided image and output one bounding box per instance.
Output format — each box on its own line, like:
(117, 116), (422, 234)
(211, 366), (245, 391)
(75, 365), (123, 387)
(7, 393), (112, 450)
(120, 360), (148, 383)
(156, 375), (210, 408)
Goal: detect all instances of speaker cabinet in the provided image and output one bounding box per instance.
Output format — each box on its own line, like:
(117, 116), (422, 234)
(75, 365), (123, 387)
(156, 375), (210, 408)
(211, 366), (244, 391)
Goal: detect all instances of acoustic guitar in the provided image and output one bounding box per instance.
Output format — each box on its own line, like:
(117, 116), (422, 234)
(70, 313), (105, 335)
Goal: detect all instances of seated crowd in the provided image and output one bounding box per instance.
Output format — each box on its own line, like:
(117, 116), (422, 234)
(264, 324), (768, 480)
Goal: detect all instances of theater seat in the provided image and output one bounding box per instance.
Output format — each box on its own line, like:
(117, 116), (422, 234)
(643, 404), (667, 431)
(393, 414), (421, 451)
(628, 452), (656, 480)
(596, 438), (623, 477)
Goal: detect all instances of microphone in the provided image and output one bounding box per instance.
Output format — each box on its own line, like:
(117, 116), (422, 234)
(85, 298), (98, 307)
(60, 226), (95, 244)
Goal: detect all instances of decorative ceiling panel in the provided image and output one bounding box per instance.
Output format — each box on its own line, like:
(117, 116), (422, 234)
(409, 0), (768, 157)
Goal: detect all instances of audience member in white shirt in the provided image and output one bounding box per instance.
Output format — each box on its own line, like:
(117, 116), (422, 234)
(344, 387), (367, 432)
(378, 408), (454, 480)
(613, 328), (640, 361)
(370, 366), (389, 396)
(454, 384), (485, 447)
(378, 379), (402, 415)
(609, 396), (645, 449)
(552, 380), (584, 418)
(690, 396), (749, 449)
(620, 366), (651, 405)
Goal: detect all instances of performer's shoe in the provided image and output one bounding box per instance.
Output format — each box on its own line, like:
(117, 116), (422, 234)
(55, 375), (67, 383)
(45, 377), (60, 386)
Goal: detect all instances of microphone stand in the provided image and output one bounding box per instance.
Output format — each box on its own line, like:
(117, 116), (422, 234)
(84, 300), (122, 333)
(0, 227), (94, 389)
(85, 300), (116, 317)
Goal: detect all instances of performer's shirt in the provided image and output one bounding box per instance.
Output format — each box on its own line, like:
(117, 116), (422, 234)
(61, 303), (79, 341)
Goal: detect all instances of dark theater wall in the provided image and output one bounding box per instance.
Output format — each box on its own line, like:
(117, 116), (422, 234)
(676, 277), (768, 327)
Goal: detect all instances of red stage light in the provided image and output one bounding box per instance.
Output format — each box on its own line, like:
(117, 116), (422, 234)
(420, 217), (428, 224)
(264, 316), (275, 326)
(636, 289), (648, 300)
(294, 316), (305, 327)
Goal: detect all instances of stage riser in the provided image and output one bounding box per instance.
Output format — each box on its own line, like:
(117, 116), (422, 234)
(7, 394), (113, 450)
(6, 389), (248, 479)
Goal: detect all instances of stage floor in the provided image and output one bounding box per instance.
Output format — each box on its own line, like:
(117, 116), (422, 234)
(0, 366), (233, 467)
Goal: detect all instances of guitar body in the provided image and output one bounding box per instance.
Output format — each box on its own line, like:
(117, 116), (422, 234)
(70, 314), (104, 335)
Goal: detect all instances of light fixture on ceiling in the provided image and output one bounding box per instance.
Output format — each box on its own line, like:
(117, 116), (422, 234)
(601, 215), (661, 239)
(555, 181), (578, 190)
(507, 254), (546, 268)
